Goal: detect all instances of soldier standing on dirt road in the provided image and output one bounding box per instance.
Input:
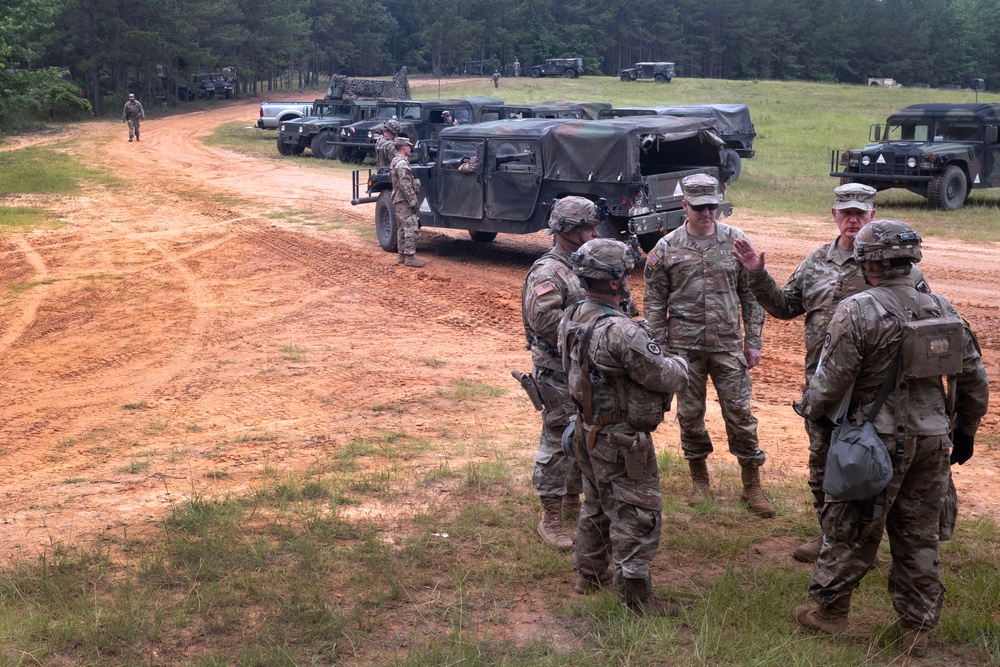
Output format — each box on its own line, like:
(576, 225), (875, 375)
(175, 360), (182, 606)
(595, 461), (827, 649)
(375, 119), (401, 170)
(389, 138), (424, 268)
(559, 238), (689, 614)
(122, 93), (144, 142)
(643, 174), (775, 517)
(792, 219), (989, 654)
(521, 197), (600, 551)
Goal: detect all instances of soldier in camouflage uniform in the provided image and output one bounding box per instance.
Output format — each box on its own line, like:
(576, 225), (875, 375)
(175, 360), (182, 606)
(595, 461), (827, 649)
(559, 238), (689, 614)
(794, 220), (989, 654)
(389, 138), (424, 268)
(643, 174), (774, 517)
(375, 119), (401, 170)
(122, 93), (144, 142)
(522, 197), (601, 551)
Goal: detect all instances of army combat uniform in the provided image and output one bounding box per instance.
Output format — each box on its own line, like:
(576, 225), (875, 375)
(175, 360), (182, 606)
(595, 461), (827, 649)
(644, 222), (766, 466)
(375, 135), (395, 170)
(122, 97), (144, 141)
(559, 297), (688, 594)
(389, 153), (420, 259)
(799, 272), (989, 632)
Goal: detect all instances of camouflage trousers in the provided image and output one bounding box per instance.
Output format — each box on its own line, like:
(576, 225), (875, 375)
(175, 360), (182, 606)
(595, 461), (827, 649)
(393, 204), (419, 256)
(805, 417), (833, 510)
(573, 424), (662, 583)
(809, 434), (950, 629)
(531, 367), (582, 497)
(674, 349), (765, 466)
(127, 118), (141, 139)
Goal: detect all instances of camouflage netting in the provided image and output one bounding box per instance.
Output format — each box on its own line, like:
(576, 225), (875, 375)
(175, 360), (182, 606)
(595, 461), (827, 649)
(327, 67), (410, 101)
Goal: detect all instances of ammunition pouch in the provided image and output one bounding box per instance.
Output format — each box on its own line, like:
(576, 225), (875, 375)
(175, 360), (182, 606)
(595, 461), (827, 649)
(609, 431), (653, 480)
(511, 369), (544, 411)
(899, 316), (963, 379)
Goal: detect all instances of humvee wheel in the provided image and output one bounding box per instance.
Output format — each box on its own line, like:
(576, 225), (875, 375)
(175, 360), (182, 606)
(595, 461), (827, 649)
(276, 137), (293, 156)
(311, 131), (338, 159)
(620, 73), (631, 82)
(564, 69), (578, 79)
(928, 165), (967, 210)
(530, 68), (541, 78)
(468, 230), (497, 243)
(723, 149), (742, 182)
(290, 144), (305, 156)
(337, 146), (355, 163)
(654, 74), (667, 84)
(375, 191), (399, 252)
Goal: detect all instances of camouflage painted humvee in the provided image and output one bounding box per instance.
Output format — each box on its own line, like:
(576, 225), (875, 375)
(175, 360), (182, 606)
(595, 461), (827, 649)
(832, 103), (1000, 210)
(351, 116), (733, 253)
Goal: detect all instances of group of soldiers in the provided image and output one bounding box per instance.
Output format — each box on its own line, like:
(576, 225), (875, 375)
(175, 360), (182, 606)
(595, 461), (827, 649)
(519, 174), (990, 651)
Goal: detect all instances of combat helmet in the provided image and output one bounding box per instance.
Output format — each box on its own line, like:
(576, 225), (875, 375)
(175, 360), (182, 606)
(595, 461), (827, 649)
(384, 119), (402, 135)
(570, 238), (636, 281)
(854, 219), (923, 264)
(548, 197), (602, 235)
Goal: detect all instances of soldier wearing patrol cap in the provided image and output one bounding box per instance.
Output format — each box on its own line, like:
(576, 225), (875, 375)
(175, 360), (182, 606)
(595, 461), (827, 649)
(122, 93), (144, 142)
(520, 197), (600, 551)
(643, 173), (775, 517)
(390, 137), (424, 267)
(558, 238), (689, 614)
(793, 219), (989, 653)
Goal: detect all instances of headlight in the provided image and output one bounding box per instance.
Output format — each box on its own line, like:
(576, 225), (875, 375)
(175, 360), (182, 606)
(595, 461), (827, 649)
(367, 130), (374, 139)
(906, 157), (917, 168)
(861, 156), (871, 166)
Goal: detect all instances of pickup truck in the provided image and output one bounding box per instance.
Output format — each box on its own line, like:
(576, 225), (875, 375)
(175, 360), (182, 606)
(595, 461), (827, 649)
(351, 116), (732, 253)
(257, 100), (319, 129)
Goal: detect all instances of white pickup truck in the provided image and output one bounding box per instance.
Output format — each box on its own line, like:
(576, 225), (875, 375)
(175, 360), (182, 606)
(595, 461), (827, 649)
(256, 100), (320, 129)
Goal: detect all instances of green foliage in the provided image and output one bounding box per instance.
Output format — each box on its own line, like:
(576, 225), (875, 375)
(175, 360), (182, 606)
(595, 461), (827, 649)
(0, 68), (92, 131)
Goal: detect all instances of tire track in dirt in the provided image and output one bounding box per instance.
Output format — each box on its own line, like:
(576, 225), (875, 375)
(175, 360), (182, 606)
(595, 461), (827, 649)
(0, 238), (51, 354)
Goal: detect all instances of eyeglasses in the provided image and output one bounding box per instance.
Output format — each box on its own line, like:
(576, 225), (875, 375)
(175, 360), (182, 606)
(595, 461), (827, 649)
(689, 203), (719, 212)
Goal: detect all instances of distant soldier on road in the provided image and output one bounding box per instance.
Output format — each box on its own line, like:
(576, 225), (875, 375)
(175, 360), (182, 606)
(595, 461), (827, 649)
(375, 119), (401, 171)
(389, 138), (424, 268)
(513, 59), (521, 78)
(492, 70), (501, 89)
(122, 93), (144, 142)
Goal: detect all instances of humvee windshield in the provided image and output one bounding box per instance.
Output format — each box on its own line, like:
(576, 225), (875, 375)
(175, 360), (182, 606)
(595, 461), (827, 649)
(376, 106), (398, 120)
(885, 116), (982, 142)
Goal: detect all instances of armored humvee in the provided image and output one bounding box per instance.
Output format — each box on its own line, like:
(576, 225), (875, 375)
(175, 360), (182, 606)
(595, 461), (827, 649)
(831, 103), (1000, 210)
(529, 58), (584, 79)
(276, 100), (378, 158)
(351, 116), (733, 253)
(619, 62), (676, 84)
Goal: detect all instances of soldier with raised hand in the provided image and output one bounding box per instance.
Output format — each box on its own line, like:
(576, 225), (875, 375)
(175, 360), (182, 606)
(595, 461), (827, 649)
(521, 197), (601, 551)
(389, 137), (424, 268)
(643, 173), (774, 517)
(122, 93), (144, 142)
(375, 119), (401, 170)
(793, 220), (989, 654)
(559, 238), (689, 614)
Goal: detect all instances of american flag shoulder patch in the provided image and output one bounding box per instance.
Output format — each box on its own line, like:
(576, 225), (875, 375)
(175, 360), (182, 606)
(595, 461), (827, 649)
(534, 281), (555, 297)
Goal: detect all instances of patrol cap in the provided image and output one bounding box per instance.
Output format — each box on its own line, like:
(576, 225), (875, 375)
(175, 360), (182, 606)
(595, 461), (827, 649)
(128, 93), (135, 99)
(393, 137), (413, 149)
(547, 197), (600, 235)
(681, 173), (721, 205)
(442, 110), (453, 116)
(833, 183), (877, 211)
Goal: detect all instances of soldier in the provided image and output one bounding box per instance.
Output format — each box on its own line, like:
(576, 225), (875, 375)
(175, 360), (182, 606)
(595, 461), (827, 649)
(122, 93), (144, 142)
(492, 70), (501, 89)
(643, 174), (774, 516)
(389, 137), (424, 268)
(513, 59), (522, 78)
(375, 119), (402, 170)
(441, 110), (459, 126)
(793, 220), (988, 654)
(521, 197), (601, 550)
(559, 238), (689, 614)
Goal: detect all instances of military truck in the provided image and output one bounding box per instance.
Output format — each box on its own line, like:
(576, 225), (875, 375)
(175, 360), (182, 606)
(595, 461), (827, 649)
(276, 100), (378, 158)
(600, 104), (756, 181)
(479, 100), (611, 122)
(831, 103), (1000, 210)
(529, 58), (584, 79)
(350, 116), (733, 253)
(193, 73), (235, 99)
(619, 62), (676, 84)
(336, 97), (502, 163)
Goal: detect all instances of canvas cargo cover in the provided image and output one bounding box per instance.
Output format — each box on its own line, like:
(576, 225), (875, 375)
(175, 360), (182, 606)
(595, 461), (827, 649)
(539, 100), (613, 120)
(408, 96), (504, 112)
(441, 116), (722, 183)
(648, 104), (753, 135)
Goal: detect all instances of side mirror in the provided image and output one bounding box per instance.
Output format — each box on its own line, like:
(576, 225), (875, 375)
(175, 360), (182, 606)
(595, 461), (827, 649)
(871, 124), (883, 143)
(985, 126), (999, 144)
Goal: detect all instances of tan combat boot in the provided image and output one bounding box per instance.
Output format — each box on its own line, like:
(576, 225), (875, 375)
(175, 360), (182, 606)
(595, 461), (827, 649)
(794, 595), (851, 635)
(899, 624), (929, 655)
(403, 254), (425, 268)
(562, 493), (581, 523)
(621, 577), (680, 616)
(740, 464), (776, 518)
(686, 458), (712, 506)
(574, 568), (612, 594)
(397, 253), (406, 264)
(792, 535), (823, 562)
(537, 496), (573, 550)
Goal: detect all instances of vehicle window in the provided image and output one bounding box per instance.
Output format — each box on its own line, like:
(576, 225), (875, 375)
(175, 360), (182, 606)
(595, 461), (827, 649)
(481, 111), (500, 122)
(336, 104), (352, 115)
(440, 139), (482, 168)
(454, 109), (472, 123)
(491, 140), (537, 173)
(402, 105), (421, 119)
(940, 118), (981, 141)
(376, 106), (397, 119)
(886, 121), (931, 142)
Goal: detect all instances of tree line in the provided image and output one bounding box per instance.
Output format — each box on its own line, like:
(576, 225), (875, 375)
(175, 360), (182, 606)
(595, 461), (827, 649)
(3, 0), (999, 128)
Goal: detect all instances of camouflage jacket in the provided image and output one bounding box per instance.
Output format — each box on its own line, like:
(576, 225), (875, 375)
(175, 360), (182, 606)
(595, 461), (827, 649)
(801, 273), (989, 437)
(558, 298), (688, 434)
(644, 222), (765, 352)
(122, 99), (144, 120)
(390, 155), (418, 209)
(375, 136), (395, 170)
(522, 244), (584, 371)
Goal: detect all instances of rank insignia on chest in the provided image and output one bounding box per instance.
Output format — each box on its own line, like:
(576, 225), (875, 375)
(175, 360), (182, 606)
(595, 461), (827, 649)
(534, 282), (555, 297)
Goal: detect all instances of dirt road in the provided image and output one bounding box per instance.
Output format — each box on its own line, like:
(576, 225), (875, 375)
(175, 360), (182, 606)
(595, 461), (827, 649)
(1, 96), (998, 560)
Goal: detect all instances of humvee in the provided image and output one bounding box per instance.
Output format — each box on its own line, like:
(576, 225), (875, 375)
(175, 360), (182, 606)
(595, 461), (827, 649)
(619, 62), (676, 84)
(479, 100), (611, 122)
(276, 100), (378, 158)
(529, 58), (584, 79)
(350, 116), (733, 253)
(831, 103), (1000, 210)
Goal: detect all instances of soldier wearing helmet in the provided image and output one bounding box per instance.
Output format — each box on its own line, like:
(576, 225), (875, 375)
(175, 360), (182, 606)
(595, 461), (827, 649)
(643, 174), (774, 517)
(520, 197), (601, 552)
(557, 238), (689, 615)
(376, 119), (403, 170)
(794, 219), (989, 652)
(390, 137), (424, 267)
(733, 183), (926, 562)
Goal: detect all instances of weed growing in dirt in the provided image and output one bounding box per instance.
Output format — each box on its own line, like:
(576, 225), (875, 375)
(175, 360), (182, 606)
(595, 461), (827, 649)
(121, 401), (147, 410)
(281, 344), (308, 361)
(421, 357), (447, 368)
(119, 457), (152, 474)
(449, 380), (508, 399)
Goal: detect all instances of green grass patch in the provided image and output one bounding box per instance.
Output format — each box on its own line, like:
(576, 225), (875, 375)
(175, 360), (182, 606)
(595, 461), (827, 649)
(0, 206), (63, 234)
(121, 401), (147, 411)
(448, 380), (508, 399)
